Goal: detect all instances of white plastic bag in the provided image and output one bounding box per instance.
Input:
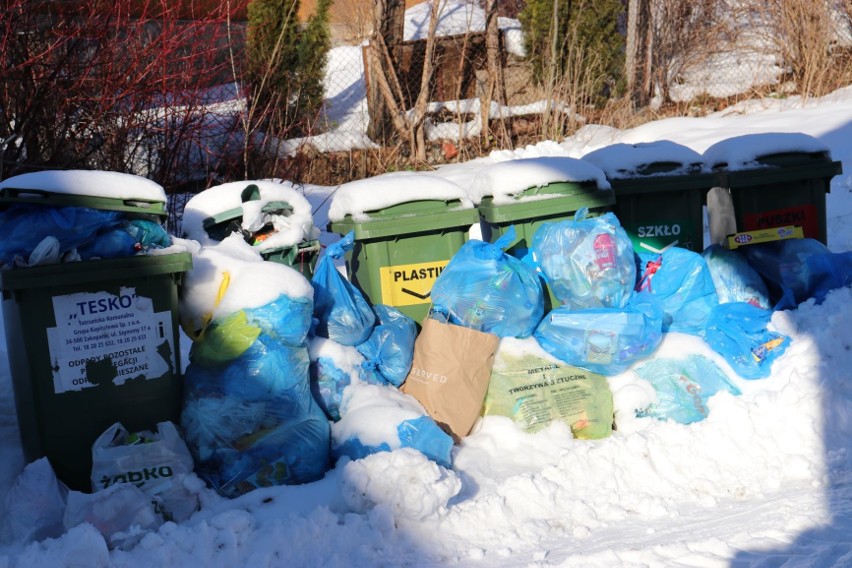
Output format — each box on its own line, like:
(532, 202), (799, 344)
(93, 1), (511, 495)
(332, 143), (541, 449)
(64, 484), (160, 550)
(91, 421), (198, 522)
(0, 458), (67, 544)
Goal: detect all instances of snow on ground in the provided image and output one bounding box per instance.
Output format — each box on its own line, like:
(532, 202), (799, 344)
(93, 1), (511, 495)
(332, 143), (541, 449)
(0, 83), (849, 566)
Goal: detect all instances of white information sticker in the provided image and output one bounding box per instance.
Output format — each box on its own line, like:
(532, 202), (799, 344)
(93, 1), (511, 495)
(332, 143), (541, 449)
(45, 287), (176, 394)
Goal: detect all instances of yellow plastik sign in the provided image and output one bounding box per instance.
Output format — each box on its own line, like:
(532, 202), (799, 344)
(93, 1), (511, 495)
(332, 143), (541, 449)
(379, 260), (449, 306)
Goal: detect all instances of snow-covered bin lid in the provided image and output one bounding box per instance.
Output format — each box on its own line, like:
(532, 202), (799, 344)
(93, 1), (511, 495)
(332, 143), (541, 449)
(703, 132), (832, 171)
(328, 171), (474, 222)
(582, 141), (705, 179)
(0, 170), (168, 217)
(181, 180), (317, 251)
(468, 156), (611, 206)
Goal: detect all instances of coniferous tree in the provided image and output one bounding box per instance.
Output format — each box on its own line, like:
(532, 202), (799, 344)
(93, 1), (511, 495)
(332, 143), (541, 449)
(246, 0), (331, 136)
(519, 0), (625, 105)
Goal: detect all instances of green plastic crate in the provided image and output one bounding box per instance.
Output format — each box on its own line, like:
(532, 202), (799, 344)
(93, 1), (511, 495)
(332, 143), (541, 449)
(712, 151), (842, 245)
(0, 253), (192, 491)
(329, 199), (479, 324)
(608, 163), (717, 253)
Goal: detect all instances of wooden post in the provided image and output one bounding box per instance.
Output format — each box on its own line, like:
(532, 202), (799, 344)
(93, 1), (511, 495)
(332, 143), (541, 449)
(626, 0), (652, 109)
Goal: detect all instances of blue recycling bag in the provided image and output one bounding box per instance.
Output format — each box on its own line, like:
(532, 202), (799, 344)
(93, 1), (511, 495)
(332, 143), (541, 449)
(430, 226), (544, 338)
(703, 302), (790, 380)
(740, 239), (852, 310)
(636, 246), (719, 336)
(531, 211), (636, 310)
(181, 295), (330, 497)
(534, 292), (664, 375)
(0, 204), (123, 266)
(331, 384), (454, 468)
(355, 305), (417, 387)
(311, 231), (376, 345)
(701, 244), (771, 309)
(634, 354), (742, 424)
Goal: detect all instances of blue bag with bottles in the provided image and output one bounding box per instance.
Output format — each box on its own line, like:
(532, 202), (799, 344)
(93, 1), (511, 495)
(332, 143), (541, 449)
(430, 226), (544, 338)
(534, 292), (664, 375)
(531, 210), (636, 310)
(311, 231), (376, 345)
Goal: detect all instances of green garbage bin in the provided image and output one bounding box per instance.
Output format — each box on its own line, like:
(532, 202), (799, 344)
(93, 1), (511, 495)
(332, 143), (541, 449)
(183, 181), (321, 278)
(1, 253), (192, 492)
(475, 157), (615, 256)
(704, 133), (843, 245)
(583, 142), (715, 253)
(328, 173), (478, 324)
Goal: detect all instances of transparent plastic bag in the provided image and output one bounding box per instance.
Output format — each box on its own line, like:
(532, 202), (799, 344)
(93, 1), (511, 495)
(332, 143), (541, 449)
(634, 354), (741, 424)
(531, 210), (636, 310)
(534, 292), (664, 375)
(430, 226), (544, 338)
(90, 421), (198, 523)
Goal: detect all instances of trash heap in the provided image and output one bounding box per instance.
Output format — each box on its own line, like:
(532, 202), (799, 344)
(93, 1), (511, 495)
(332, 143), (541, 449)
(3, 169), (852, 550)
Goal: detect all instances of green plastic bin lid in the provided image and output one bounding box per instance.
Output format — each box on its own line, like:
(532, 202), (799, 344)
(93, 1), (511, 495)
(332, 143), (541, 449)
(0, 170), (168, 218)
(329, 199), (479, 240)
(0, 252), (193, 291)
(478, 181), (615, 223)
(0, 186), (168, 218)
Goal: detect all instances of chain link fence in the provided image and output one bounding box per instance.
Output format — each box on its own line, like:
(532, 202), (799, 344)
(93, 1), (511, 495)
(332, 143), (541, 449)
(287, 0), (852, 185)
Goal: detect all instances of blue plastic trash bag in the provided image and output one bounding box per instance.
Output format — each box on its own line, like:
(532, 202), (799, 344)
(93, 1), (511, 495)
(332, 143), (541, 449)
(636, 247), (719, 336)
(181, 298), (330, 497)
(703, 302), (790, 380)
(701, 245), (771, 309)
(124, 219), (172, 249)
(355, 305), (418, 387)
(531, 210), (636, 310)
(78, 219), (172, 260)
(78, 227), (140, 260)
(244, 294), (314, 347)
(311, 231), (376, 345)
(308, 336), (368, 422)
(0, 204), (123, 266)
(331, 384), (453, 468)
(634, 354), (742, 424)
(534, 292), (664, 375)
(430, 226), (544, 338)
(740, 239), (852, 310)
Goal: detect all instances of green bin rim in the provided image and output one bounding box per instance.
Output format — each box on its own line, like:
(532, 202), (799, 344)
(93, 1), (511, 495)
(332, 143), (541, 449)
(0, 187), (168, 218)
(0, 252), (193, 291)
(478, 188), (615, 223)
(608, 171), (719, 194)
(200, 201), (295, 230)
(329, 199), (478, 239)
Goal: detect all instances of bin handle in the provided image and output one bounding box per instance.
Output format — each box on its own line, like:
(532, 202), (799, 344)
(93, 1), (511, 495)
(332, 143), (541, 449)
(241, 184), (261, 203)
